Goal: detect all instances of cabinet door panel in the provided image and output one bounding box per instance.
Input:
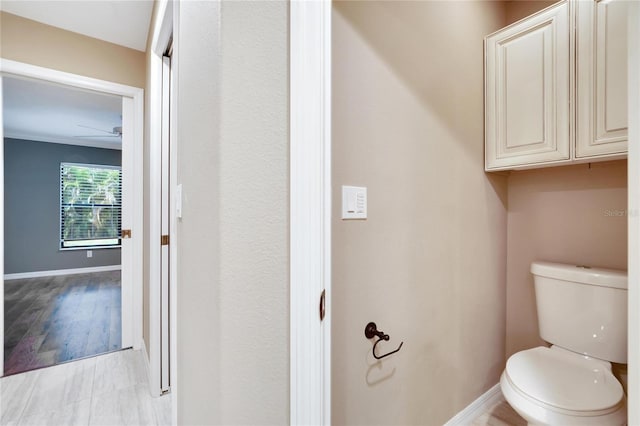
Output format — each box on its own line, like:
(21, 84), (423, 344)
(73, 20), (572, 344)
(576, 0), (628, 158)
(485, 1), (571, 170)
(504, 29), (546, 147)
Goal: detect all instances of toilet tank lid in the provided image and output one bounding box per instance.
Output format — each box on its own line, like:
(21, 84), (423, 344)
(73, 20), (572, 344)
(531, 261), (627, 290)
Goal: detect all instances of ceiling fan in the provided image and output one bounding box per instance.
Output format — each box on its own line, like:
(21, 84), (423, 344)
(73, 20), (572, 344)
(75, 124), (122, 138)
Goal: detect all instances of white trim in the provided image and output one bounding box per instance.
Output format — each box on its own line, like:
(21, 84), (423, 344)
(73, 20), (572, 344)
(627, 3), (640, 425)
(169, 4), (179, 424)
(443, 384), (502, 426)
(160, 54), (171, 393)
(120, 96), (135, 349)
(290, 1), (332, 424)
(0, 59), (144, 98)
(131, 76), (144, 353)
(59, 245), (121, 251)
(4, 265), (121, 280)
(0, 59), (145, 371)
(0, 75), (5, 377)
(3, 132), (122, 150)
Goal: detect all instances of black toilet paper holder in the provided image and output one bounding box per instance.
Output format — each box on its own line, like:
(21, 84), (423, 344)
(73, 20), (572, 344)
(364, 322), (404, 360)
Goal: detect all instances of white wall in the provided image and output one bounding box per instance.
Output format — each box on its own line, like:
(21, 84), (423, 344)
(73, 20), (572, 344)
(174, 1), (289, 424)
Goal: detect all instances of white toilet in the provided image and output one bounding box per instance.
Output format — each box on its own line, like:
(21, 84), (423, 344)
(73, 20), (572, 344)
(500, 261), (627, 425)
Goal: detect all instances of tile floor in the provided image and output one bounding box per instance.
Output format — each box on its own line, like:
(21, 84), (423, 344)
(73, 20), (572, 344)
(471, 396), (526, 426)
(0, 349), (171, 426)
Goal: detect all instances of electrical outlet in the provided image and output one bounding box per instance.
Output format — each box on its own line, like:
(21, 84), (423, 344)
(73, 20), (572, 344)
(87, 250), (93, 258)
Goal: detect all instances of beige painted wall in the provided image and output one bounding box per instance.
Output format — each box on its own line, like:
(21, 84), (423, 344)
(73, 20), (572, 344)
(505, 0), (558, 25)
(174, 1), (289, 424)
(0, 12), (145, 88)
(505, 161), (628, 357)
(332, 2), (508, 424)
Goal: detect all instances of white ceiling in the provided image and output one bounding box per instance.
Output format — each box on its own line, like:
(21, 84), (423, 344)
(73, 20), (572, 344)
(0, 0), (153, 52)
(3, 76), (123, 150)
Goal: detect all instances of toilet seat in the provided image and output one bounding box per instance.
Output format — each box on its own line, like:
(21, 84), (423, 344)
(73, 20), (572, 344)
(505, 346), (624, 414)
(500, 347), (626, 425)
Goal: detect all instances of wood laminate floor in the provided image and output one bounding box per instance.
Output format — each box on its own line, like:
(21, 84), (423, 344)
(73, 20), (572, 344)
(4, 271), (121, 376)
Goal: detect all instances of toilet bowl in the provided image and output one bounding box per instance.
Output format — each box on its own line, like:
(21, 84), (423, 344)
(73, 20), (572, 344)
(501, 346), (626, 426)
(500, 262), (628, 425)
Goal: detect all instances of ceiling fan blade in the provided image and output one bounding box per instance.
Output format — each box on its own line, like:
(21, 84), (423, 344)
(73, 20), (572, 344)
(74, 135), (121, 138)
(77, 124), (116, 135)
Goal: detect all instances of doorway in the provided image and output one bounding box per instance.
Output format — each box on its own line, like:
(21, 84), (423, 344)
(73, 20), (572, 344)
(2, 76), (125, 375)
(0, 59), (144, 377)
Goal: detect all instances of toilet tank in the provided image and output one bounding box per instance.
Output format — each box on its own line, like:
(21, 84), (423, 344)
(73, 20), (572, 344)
(531, 261), (628, 364)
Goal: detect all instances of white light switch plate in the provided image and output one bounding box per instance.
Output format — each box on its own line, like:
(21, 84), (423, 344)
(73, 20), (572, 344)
(176, 184), (183, 219)
(342, 185), (367, 219)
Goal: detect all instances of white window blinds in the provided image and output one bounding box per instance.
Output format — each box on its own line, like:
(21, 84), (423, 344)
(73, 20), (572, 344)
(60, 163), (122, 249)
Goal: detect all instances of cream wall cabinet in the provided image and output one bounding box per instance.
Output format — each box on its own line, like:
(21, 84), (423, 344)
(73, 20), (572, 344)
(485, 0), (627, 171)
(485, 1), (571, 171)
(576, 0), (628, 158)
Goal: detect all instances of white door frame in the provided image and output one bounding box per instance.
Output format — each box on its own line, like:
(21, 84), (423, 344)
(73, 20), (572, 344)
(627, 3), (639, 425)
(290, 1), (332, 424)
(0, 59), (144, 377)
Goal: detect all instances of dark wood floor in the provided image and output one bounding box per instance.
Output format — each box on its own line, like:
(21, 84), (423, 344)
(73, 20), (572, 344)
(4, 270), (121, 376)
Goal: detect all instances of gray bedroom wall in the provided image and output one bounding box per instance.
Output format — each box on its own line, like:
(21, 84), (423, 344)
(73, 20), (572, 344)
(4, 138), (122, 274)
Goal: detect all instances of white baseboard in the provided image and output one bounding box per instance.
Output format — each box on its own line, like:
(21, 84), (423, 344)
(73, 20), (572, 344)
(4, 264), (121, 280)
(444, 383), (502, 426)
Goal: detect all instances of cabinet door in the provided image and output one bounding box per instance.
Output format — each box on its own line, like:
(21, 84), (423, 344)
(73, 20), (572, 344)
(576, 0), (627, 158)
(485, 1), (571, 171)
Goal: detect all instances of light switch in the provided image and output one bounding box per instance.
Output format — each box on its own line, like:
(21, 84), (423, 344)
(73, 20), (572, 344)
(176, 184), (183, 219)
(342, 185), (367, 219)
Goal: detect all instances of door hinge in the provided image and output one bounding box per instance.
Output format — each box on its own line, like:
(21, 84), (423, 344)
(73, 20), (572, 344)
(122, 229), (132, 239)
(319, 289), (326, 321)
(161, 235), (169, 246)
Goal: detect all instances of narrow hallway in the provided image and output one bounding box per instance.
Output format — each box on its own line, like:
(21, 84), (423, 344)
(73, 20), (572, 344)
(0, 349), (171, 425)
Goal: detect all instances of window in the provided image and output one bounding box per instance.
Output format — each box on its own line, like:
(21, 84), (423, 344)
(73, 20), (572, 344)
(60, 163), (122, 249)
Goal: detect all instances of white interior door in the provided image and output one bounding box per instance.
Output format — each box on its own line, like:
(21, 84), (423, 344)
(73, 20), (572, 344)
(160, 55), (172, 392)
(147, 2), (173, 394)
